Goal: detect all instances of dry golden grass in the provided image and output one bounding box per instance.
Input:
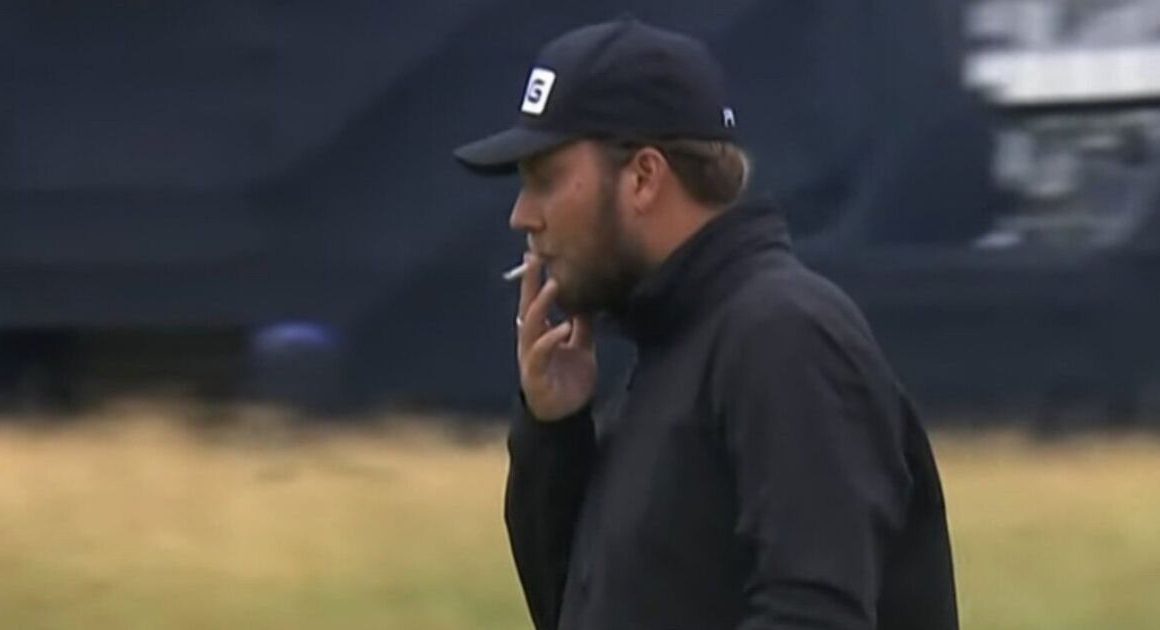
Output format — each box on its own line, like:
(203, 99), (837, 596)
(0, 401), (1158, 629)
(937, 431), (1160, 630)
(0, 400), (523, 629)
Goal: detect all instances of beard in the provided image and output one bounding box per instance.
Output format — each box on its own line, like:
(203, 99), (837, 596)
(552, 181), (650, 317)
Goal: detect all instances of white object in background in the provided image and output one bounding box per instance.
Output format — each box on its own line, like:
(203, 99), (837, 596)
(965, 45), (1160, 106)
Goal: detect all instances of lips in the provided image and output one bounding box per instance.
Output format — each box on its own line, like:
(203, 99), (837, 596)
(527, 237), (551, 261)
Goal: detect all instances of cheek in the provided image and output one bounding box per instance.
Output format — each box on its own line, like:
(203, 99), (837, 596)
(545, 184), (601, 248)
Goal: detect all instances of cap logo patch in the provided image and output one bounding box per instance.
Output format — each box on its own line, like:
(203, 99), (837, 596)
(521, 68), (557, 116)
(723, 107), (736, 128)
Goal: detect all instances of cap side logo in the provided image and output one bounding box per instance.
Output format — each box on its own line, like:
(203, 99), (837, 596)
(521, 68), (557, 116)
(723, 107), (736, 128)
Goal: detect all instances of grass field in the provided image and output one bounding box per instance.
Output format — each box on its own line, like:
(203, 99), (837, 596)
(1, 401), (1158, 629)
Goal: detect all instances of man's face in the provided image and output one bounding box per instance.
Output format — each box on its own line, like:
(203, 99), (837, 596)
(511, 141), (648, 316)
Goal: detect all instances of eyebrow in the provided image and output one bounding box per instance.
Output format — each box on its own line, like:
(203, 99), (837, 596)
(524, 146), (567, 178)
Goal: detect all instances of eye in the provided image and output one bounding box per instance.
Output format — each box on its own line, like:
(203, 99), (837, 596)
(524, 169), (555, 194)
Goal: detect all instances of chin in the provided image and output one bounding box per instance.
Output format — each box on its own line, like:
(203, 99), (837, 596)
(557, 289), (605, 318)
(553, 281), (588, 316)
(553, 266), (614, 316)
(553, 285), (580, 315)
(547, 264), (570, 292)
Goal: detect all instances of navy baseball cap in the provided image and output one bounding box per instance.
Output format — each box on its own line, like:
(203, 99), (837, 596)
(453, 17), (737, 175)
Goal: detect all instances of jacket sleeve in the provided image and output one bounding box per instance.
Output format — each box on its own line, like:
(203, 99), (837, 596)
(713, 305), (913, 629)
(504, 396), (596, 630)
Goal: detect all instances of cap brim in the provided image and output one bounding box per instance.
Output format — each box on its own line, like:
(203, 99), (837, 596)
(453, 126), (574, 175)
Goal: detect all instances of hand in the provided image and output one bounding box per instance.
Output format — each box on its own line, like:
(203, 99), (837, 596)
(516, 254), (598, 422)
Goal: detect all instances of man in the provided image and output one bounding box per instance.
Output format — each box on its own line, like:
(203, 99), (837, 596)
(453, 17), (958, 630)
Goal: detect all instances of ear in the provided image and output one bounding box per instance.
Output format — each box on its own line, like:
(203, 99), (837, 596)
(625, 146), (667, 213)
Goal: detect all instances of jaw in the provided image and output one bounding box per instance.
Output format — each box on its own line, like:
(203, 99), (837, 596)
(552, 256), (636, 318)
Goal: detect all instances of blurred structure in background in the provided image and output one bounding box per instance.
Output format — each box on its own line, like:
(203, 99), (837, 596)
(247, 321), (343, 416)
(0, 1), (1157, 428)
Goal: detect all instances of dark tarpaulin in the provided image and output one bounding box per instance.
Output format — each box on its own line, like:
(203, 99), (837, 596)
(0, 1), (990, 411)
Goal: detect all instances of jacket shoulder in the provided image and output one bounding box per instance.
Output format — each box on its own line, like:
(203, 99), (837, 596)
(717, 257), (872, 345)
(709, 257), (907, 418)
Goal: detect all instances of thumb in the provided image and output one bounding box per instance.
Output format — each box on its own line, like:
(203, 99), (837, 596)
(565, 315), (595, 350)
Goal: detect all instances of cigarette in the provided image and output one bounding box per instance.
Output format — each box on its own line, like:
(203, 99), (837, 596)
(502, 262), (528, 282)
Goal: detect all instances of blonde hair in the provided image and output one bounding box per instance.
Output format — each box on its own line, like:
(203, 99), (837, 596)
(600, 138), (752, 207)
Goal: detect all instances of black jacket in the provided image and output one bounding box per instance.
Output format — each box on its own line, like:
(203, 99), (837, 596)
(505, 201), (958, 630)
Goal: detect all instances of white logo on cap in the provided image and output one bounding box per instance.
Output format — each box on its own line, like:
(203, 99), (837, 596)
(521, 68), (557, 116)
(723, 107), (736, 128)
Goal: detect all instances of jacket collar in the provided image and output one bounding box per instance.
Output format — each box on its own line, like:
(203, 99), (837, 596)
(611, 198), (792, 347)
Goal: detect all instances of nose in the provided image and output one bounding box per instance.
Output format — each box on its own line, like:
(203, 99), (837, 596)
(509, 189), (543, 233)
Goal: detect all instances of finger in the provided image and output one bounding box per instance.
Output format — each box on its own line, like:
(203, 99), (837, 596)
(517, 253), (544, 320)
(524, 320), (573, 375)
(564, 315), (595, 350)
(519, 278), (559, 354)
